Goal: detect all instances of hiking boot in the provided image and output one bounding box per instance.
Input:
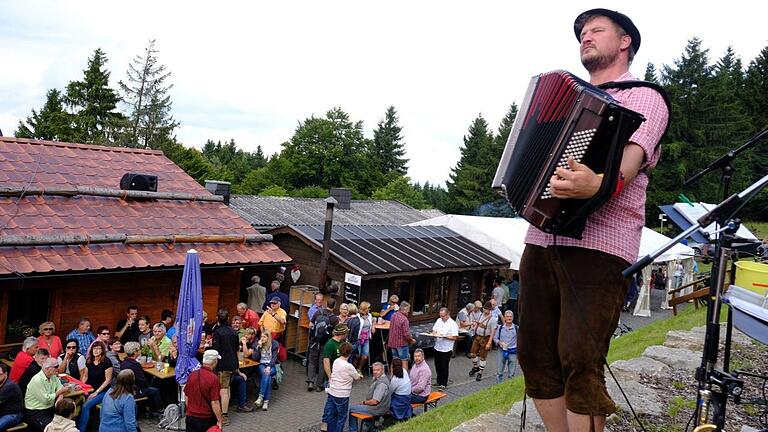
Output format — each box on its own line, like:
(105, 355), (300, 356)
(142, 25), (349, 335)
(475, 373), (483, 382)
(262, 400), (269, 411)
(468, 366), (479, 376)
(314, 385), (324, 392)
(308, 382), (315, 391)
(222, 414), (230, 426)
(236, 404), (254, 413)
(254, 395), (264, 409)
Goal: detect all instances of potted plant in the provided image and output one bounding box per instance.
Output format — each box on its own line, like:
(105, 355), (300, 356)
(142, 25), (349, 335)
(140, 344), (153, 363)
(7, 320), (36, 343)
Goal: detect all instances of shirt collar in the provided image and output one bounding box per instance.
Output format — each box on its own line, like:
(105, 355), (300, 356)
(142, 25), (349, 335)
(611, 71), (635, 82)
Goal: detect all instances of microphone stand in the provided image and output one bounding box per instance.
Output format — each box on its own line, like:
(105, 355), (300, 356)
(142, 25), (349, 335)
(685, 129), (767, 432)
(683, 127), (768, 191)
(624, 175), (768, 431)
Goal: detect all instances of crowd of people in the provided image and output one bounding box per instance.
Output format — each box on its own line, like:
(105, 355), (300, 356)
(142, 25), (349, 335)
(302, 276), (520, 432)
(0, 273), (524, 432)
(0, 275), (296, 432)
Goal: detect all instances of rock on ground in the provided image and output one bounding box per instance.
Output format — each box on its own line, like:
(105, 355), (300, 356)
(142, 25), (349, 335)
(608, 356), (670, 381)
(642, 345), (701, 370)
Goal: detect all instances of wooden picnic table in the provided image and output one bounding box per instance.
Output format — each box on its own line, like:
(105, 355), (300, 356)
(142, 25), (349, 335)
(140, 356), (258, 380)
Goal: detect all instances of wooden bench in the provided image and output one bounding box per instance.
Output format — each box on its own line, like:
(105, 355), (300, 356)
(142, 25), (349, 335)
(7, 422), (28, 431)
(411, 391), (447, 413)
(350, 412), (383, 432)
(667, 275), (711, 315)
(350, 391), (448, 430)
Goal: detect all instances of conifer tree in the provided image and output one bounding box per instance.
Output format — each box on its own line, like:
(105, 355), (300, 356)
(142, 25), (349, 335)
(743, 46), (768, 130)
(119, 40), (178, 149)
(446, 115), (497, 214)
(494, 103), (518, 154)
(15, 89), (76, 141)
(372, 106), (408, 175)
(644, 62), (659, 83)
(420, 182), (450, 211)
(64, 48), (124, 144)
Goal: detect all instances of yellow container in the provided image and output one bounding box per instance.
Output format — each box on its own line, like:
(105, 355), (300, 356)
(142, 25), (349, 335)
(734, 261), (768, 295)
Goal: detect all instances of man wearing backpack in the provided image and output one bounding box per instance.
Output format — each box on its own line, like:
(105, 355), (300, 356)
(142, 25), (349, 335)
(494, 310), (518, 383)
(306, 297), (338, 392)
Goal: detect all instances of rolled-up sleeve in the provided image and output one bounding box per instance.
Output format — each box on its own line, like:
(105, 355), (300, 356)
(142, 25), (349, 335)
(623, 88), (669, 170)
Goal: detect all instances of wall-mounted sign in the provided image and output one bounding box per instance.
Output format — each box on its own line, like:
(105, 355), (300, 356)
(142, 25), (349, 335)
(344, 272), (363, 305)
(345, 272), (362, 286)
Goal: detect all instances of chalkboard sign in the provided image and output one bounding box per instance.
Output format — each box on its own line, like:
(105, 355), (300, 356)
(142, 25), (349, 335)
(343, 272), (362, 305)
(344, 283), (361, 305)
(458, 273), (472, 311)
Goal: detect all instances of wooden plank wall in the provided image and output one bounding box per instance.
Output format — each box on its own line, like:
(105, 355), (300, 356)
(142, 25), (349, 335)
(0, 268), (241, 344)
(272, 235), (347, 287)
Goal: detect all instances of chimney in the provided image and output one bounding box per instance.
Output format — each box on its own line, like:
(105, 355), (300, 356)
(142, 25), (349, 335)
(205, 180), (231, 205)
(329, 188), (351, 210)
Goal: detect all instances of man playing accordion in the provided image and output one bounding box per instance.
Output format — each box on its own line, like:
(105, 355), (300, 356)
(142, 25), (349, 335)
(517, 9), (669, 432)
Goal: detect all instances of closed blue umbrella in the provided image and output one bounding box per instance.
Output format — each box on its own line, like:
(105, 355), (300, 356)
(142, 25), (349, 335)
(175, 249), (203, 385)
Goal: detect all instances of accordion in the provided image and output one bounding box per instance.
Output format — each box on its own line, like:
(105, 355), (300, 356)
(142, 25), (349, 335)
(492, 70), (645, 239)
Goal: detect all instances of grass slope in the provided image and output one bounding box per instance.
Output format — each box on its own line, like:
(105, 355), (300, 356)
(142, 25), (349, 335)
(743, 221), (768, 239)
(389, 305), (708, 432)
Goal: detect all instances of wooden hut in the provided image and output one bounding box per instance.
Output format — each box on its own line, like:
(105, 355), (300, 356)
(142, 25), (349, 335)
(0, 137), (291, 345)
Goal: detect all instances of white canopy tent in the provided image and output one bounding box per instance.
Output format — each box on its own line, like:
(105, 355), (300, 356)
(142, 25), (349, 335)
(410, 215), (695, 316)
(409, 215), (529, 269)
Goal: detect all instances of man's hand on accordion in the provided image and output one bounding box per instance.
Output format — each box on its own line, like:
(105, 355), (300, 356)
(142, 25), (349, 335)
(549, 157), (602, 199)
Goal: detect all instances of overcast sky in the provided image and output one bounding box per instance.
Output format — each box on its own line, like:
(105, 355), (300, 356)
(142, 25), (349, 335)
(1, 1), (766, 186)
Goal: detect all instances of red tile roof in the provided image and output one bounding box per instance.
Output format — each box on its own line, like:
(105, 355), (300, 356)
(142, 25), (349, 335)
(0, 137), (291, 276)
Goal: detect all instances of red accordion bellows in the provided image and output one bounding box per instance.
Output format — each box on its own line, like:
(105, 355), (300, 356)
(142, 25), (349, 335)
(492, 70), (645, 239)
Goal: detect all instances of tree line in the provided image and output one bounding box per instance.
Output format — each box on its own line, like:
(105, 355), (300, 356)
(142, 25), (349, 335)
(443, 38), (768, 221)
(14, 38), (768, 221)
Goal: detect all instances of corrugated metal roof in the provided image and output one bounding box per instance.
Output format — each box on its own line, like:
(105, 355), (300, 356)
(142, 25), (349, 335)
(230, 195), (444, 228)
(0, 138), (291, 276)
(270, 225), (509, 277)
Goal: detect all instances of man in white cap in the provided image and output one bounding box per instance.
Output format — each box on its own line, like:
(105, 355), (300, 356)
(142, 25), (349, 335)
(184, 350), (225, 432)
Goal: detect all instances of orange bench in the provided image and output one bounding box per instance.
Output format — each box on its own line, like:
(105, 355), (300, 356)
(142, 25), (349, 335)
(350, 391), (447, 430)
(350, 412), (381, 431)
(411, 391), (447, 413)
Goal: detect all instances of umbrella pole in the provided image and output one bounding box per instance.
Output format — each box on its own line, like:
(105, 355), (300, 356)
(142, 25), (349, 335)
(177, 384), (186, 430)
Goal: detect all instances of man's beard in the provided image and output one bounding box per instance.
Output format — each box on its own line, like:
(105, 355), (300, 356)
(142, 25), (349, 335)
(581, 48), (618, 72)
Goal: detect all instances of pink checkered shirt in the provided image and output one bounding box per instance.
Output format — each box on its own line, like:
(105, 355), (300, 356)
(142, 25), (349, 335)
(387, 310), (411, 349)
(525, 72), (669, 264)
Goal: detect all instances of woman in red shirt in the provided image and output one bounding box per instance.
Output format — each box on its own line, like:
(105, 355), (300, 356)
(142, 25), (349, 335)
(37, 321), (63, 358)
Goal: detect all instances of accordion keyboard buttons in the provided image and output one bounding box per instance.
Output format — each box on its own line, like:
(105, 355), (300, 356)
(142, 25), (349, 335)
(541, 128), (597, 199)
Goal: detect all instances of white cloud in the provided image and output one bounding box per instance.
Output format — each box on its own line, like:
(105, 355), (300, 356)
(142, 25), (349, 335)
(1, 0), (766, 186)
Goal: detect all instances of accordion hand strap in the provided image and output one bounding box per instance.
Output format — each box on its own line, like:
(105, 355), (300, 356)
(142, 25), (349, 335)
(597, 80), (671, 138)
